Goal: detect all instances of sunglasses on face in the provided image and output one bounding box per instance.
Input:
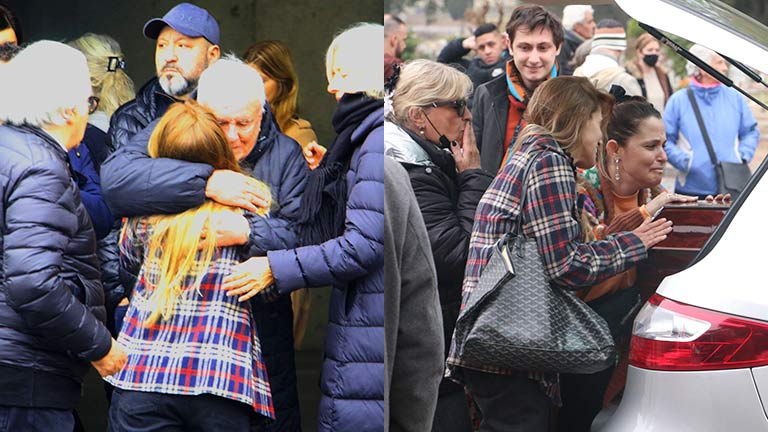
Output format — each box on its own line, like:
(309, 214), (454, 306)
(423, 99), (467, 117)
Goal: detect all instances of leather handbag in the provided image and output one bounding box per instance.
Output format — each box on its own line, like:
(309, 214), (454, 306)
(687, 88), (751, 198)
(452, 151), (616, 375)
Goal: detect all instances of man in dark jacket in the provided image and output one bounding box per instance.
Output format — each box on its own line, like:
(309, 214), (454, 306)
(0, 40), (126, 431)
(108, 2), (221, 151)
(556, 4), (596, 76)
(473, 5), (563, 173)
(102, 1), (221, 338)
(437, 23), (509, 102)
(102, 57), (307, 431)
(384, 157), (444, 432)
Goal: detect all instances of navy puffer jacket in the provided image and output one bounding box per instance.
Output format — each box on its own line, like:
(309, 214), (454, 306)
(268, 107), (384, 432)
(101, 105), (308, 431)
(0, 124), (112, 408)
(107, 77), (175, 152)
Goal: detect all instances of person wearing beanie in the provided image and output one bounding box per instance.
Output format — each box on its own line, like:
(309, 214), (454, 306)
(437, 22), (509, 103)
(574, 19), (642, 96)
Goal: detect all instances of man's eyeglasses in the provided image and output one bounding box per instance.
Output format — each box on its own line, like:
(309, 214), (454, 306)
(422, 99), (467, 118)
(88, 96), (100, 115)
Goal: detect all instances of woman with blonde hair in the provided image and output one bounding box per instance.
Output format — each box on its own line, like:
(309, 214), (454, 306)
(69, 33), (135, 135)
(385, 58), (490, 431)
(107, 100), (275, 431)
(244, 40), (325, 170)
(68, 33), (136, 362)
(625, 33), (673, 112)
(447, 77), (674, 431)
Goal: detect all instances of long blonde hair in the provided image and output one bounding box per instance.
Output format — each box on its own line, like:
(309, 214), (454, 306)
(69, 33), (135, 119)
(243, 40), (299, 132)
(514, 76), (613, 155)
(138, 101), (270, 325)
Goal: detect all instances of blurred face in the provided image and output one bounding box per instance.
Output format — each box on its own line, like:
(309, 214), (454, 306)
(0, 28), (16, 45)
(418, 99), (471, 146)
(572, 110), (603, 169)
(700, 53), (729, 82)
(204, 98), (263, 161)
(573, 11), (596, 40)
(638, 40), (661, 57)
(509, 26), (560, 89)
(476, 32), (505, 65)
(614, 116), (667, 190)
(394, 24), (407, 57)
(155, 26), (218, 97)
(251, 65), (278, 103)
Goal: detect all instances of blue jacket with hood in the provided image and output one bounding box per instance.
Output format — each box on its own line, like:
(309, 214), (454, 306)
(664, 80), (759, 196)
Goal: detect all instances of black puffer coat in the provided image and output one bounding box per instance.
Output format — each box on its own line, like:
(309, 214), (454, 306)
(107, 77), (175, 152)
(384, 123), (492, 394)
(0, 124), (112, 409)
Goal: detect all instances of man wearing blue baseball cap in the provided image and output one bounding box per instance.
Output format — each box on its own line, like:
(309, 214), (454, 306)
(102, 4), (304, 432)
(109, 2), (221, 151)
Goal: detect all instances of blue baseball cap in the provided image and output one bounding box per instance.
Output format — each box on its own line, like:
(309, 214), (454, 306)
(143, 3), (220, 46)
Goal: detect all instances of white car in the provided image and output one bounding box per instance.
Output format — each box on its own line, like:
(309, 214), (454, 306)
(601, 0), (768, 431)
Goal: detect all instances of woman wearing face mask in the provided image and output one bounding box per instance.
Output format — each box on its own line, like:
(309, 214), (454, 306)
(384, 59), (492, 431)
(559, 88), (696, 432)
(626, 33), (673, 112)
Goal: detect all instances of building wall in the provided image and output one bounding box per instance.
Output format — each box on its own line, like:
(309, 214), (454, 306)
(6, 0), (383, 149)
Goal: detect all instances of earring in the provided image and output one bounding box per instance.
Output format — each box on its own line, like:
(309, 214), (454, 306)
(614, 158), (621, 182)
(419, 127), (425, 135)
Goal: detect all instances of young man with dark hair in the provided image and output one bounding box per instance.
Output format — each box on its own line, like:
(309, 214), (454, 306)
(437, 23), (509, 99)
(473, 4), (564, 173)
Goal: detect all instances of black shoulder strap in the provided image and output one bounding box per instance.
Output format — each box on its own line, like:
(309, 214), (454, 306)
(687, 87), (719, 166)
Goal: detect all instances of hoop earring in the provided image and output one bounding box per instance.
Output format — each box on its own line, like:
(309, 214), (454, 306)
(614, 158), (621, 182)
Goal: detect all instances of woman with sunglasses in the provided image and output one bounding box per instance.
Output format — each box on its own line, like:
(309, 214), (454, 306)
(384, 59), (493, 431)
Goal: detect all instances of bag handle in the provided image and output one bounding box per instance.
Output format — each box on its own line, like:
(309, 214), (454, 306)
(687, 87), (719, 167)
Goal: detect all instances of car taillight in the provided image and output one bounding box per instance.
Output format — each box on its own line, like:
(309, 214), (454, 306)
(630, 294), (768, 371)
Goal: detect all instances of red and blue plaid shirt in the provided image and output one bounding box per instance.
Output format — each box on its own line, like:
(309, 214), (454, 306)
(107, 217), (275, 419)
(447, 134), (647, 379)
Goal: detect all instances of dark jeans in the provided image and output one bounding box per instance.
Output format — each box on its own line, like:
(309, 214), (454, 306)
(109, 389), (261, 432)
(558, 366), (615, 432)
(431, 383), (472, 432)
(0, 405), (74, 432)
(463, 369), (551, 432)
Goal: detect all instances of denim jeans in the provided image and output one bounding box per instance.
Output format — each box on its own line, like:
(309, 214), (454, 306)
(463, 369), (551, 432)
(0, 405), (74, 432)
(109, 389), (259, 432)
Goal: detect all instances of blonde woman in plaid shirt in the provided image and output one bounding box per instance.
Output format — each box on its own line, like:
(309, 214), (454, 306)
(107, 101), (275, 431)
(447, 77), (674, 431)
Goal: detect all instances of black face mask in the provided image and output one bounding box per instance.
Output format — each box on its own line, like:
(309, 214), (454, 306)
(643, 54), (659, 67)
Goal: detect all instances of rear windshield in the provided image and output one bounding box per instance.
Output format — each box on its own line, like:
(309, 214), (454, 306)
(664, 0), (768, 52)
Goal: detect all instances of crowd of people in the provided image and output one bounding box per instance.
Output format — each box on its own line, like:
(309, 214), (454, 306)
(0, 1), (763, 431)
(384, 3), (760, 432)
(0, 2), (383, 432)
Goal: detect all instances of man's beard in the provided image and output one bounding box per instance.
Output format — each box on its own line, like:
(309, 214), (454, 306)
(157, 60), (207, 97)
(159, 72), (197, 97)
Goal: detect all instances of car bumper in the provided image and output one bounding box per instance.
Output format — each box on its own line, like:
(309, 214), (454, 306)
(599, 366), (768, 432)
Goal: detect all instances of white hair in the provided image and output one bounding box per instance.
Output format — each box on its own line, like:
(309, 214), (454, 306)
(0, 40), (91, 127)
(197, 53), (266, 113)
(326, 23), (384, 99)
(562, 5), (594, 30)
(686, 44), (719, 77)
